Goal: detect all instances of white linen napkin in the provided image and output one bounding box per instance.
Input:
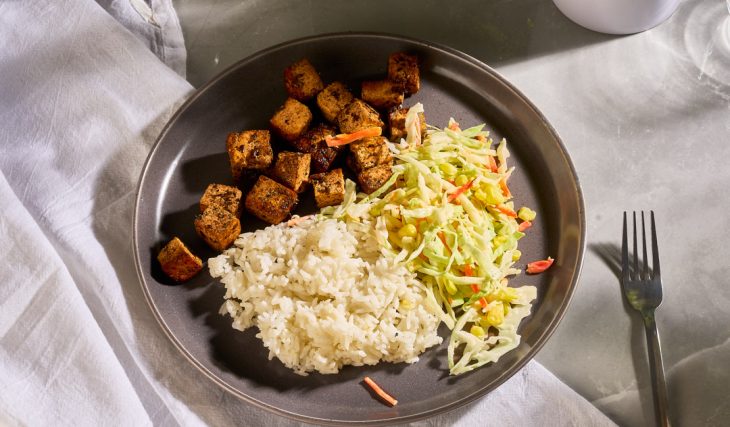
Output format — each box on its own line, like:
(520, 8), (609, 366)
(0, 1), (614, 425)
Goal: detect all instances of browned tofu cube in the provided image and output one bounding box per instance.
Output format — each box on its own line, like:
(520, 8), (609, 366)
(157, 237), (203, 282)
(245, 175), (298, 224)
(361, 80), (404, 110)
(194, 205), (241, 252)
(284, 58), (324, 101)
(273, 151), (311, 192)
(358, 164), (393, 194)
(336, 99), (384, 134)
(226, 130), (273, 181)
(388, 107), (427, 143)
(317, 81), (354, 123)
(310, 168), (345, 208)
(200, 183), (242, 215)
(270, 98), (313, 142)
(292, 124), (342, 173)
(348, 136), (392, 172)
(388, 52), (420, 95)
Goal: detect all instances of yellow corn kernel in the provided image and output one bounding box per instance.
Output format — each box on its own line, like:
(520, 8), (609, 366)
(444, 279), (457, 295)
(398, 223), (418, 238)
(517, 207), (537, 222)
(470, 325), (486, 337)
(485, 293), (497, 303)
(484, 185), (506, 205)
(400, 298), (414, 310)
(474, 189), (487, 202)
(454, 174), (469, 187)
(439, 163), (458, 176)
(512, 249), (522, 261)
(486, 301), (504, 326)
(498, 287), (519, 302)
(492, 235), (507, 248)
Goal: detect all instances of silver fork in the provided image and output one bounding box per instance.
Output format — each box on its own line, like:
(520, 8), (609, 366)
(622, 211), (670, 427)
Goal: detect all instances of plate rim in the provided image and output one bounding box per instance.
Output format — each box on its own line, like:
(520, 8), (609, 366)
(133, 31), (586, 425)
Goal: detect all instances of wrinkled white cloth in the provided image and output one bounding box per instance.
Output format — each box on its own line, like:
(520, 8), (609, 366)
(0, 1), (614, 426)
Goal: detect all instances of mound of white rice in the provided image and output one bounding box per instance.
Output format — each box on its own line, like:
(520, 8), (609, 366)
(208, 217), (442, 375)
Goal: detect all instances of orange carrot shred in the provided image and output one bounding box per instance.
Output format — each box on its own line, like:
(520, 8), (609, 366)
(493, 204), (518, 218)
(471, 284), (480, 293)
(487, 156), (498, 173)
(363, 377), (398, 406)
(437, 231), (452, 254)
(325, 127), (382, 147)
(526, 257), (554, 274)
(518, 221), (532, 232)
(479, 297), (488, 308)
(447, 179), (474, 203)
(499, 178), (511, 198)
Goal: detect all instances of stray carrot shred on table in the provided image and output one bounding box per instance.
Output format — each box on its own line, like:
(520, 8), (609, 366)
(363, 376), (398, 407)
(518, 221), (532, 232)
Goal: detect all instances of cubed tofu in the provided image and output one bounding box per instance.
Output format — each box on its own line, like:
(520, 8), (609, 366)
(270, 98), (313, 142)
(284, 58), (324, 101)
(388, 107), (427, 143)
(388, 52), (420, 95)
(226, 130), (273, 181)
(361, 80), (404, 110)
(310, 168), (345, 208)
(157, 237), (203, 282)
(200, 183), (242, 216)
(292, 124), (342, 173)
(194, 205), (241, 252)
(358, 164), (393, 194)
(348, 136), (392, 172)
(336, 99), (384, 134)
(245, 175), (298, 224)
(316, 81), (354, 123)
(273, 151), (311, 192)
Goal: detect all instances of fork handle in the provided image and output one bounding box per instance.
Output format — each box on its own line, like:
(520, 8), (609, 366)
(643, 312), (670, 427)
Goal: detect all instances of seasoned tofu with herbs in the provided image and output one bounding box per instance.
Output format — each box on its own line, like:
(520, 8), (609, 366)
(245, 175), (299, 224)
(316, 81), (354, 123)
(293, 124), (342, 173)
(361, 80), (404, 110)
(387, 52), (420, 95)
(336, 99), (384, 134)
(310, 168), (345, 208)
(199, 183), (242, 216)
(284, 58), (324, 101)
(273, 151), (311, 193)
(348, 136), (392, 172)
(358, 164), (393, 194)
(270, 98), (313, 142)
(388, 107), (427, 143)
(226, 130), (273, 180)
(157, 237), (203, 282)
(194, 205), (241, 252)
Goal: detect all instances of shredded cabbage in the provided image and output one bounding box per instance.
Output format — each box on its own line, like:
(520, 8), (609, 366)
(320, 103), (537, 375)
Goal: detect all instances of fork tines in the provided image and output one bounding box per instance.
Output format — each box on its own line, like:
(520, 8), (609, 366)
(622, 211), (661, 282)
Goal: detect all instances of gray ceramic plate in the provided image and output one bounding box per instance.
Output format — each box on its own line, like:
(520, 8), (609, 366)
(133, 33), (585, 425)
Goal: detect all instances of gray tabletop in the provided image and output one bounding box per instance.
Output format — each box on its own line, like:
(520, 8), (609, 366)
(173, 0), (730, 425)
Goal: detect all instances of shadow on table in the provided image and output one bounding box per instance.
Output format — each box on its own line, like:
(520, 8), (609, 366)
(182, 0), (617, 87)
(590, 243), (656, 426)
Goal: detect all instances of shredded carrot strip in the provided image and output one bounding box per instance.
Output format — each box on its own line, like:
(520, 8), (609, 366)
(463, 264), (474, 276)
(325, 127), (382, 147)
(499, 178), (511, 198)
(363, 377), (398, 406)
(518, 221), (532, 232)
(487, 156), (498, 173)
(479, 297), (488, 308)
(471, 284), (480, 293)
(437, 231), (452, 254)
(526, 257), (554, 274)
(448, 121), (460, 131)
(493, 204), (518, 218)
(447, 179), (474, 203)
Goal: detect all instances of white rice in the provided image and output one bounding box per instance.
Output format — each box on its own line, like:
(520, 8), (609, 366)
(208, 217), (442, 375)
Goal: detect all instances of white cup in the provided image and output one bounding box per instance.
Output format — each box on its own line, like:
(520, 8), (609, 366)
(553, 0), (681, 34)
